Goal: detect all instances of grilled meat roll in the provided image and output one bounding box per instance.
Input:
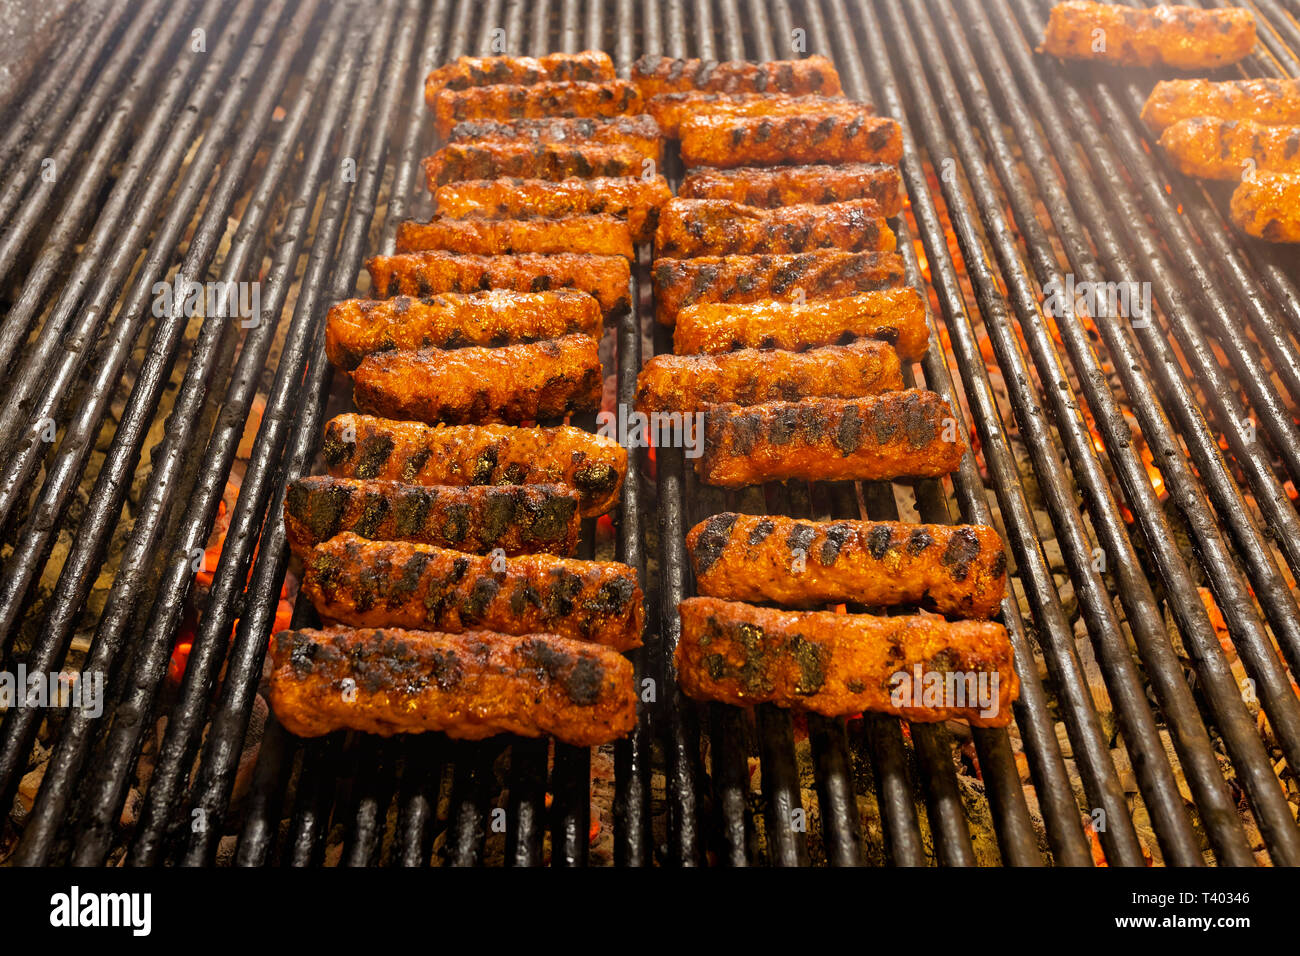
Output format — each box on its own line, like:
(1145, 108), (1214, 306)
(634, 341), (903, 413)
(1039, 1), (1256, 68)
(630, 54), (842, 98)
(679, 162), (904, 215)
(269, 626), (636, 745)
(325, 291), (602, 371)
(423, 142), (646, 187)
(652, 251), (904, 326)
(446, 115), (664, 166)
(433, 176), (672, 243)
(676, 598), (1018, 726)
(1231, 170), (1300, 243)
(1141, 78), (1300, 133)
(366, 251), (632, 314)
(696, 391), (964, 487)
(686, 513), (1006, 619)
(430, 80), (645, 138)
(1158, 117), (1300, 180)
(396, 214), (634, 258)
(654, 198), (894, 257)
(284, 477), (581, 556)
(323, 414), (627, 518)
(672, 289), (929, 362)
(679, 112), (901, 168)
(352, 335), (602, 426)
(646, 91), (857, 137)
(302, 534), (643, 651)
(424, 51), (616, 96)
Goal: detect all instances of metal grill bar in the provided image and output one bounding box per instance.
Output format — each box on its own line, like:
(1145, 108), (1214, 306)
(544, 2), (595, 868)
(927, 0), (1255, 867)
(0, 2), (124, 205)
(3, 0), (335, 861)
(649, 0), (707, 868)
(9, 1), (371, 867)
(150, 0), (421, 868)
(8, 0), (1300, 868)
(0, 0), (272, 661)
(892, 0), (1205, 867)
(994, 0), (1300, 863)
(610, 0), (654, 868)
(66, 0), (394, 866)
(0, 0), (169, 285)
(846, 0), (1091, 866)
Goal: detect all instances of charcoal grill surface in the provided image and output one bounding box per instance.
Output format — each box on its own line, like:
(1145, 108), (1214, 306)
(0, 0), (1298, 867)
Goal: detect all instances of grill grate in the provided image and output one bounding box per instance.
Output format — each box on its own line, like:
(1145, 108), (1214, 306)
(1, 0), (1298, 866)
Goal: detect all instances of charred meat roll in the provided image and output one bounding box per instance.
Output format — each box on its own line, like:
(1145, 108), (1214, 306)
(652, 251), (904, 326)
(325, 291), (602, 371)
(351, 335), (602, 426)
(679, 112), (902, 168)
(1231, 170), (1300, 243)
(654, 198), (894, 257)
(322, 414), (627, 518)
(676, 598), (1018, 726)
(430, 80), (645, 138)
(679, 162), (904, 215)
(446, 115), (664, 167)
(686, 513), (1006, 619)
(269, 626), (636, 746)
(646, 91), (858, 137)
(1039, 1), (1256, 68)
(366, 251), (632, 315)
(301, 534), (643, 651)
(630, 54), (843, 98)
(284, 476), (581, 557)
(423, 142), (646, 186)
(1158, 117), (1300, 180)
(671, 289), (929, 362)
(1141, 78), (1300, 133)
(634, 341), (903, 413)
(696, 391), (965, 487)
(395, 214), (634, 259)
(424, 51), (616, 97)
(433, 176), (672, 244)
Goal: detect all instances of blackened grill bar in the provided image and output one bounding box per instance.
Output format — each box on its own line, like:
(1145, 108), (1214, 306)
(924, 0), (1256, 866)
(897, 0), (1186, 866)
(846, 0), (1092, 868)
(997, 0), (1300, 863)
(3, 0), (1300, 869)
(954, 0), (1276, 866)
